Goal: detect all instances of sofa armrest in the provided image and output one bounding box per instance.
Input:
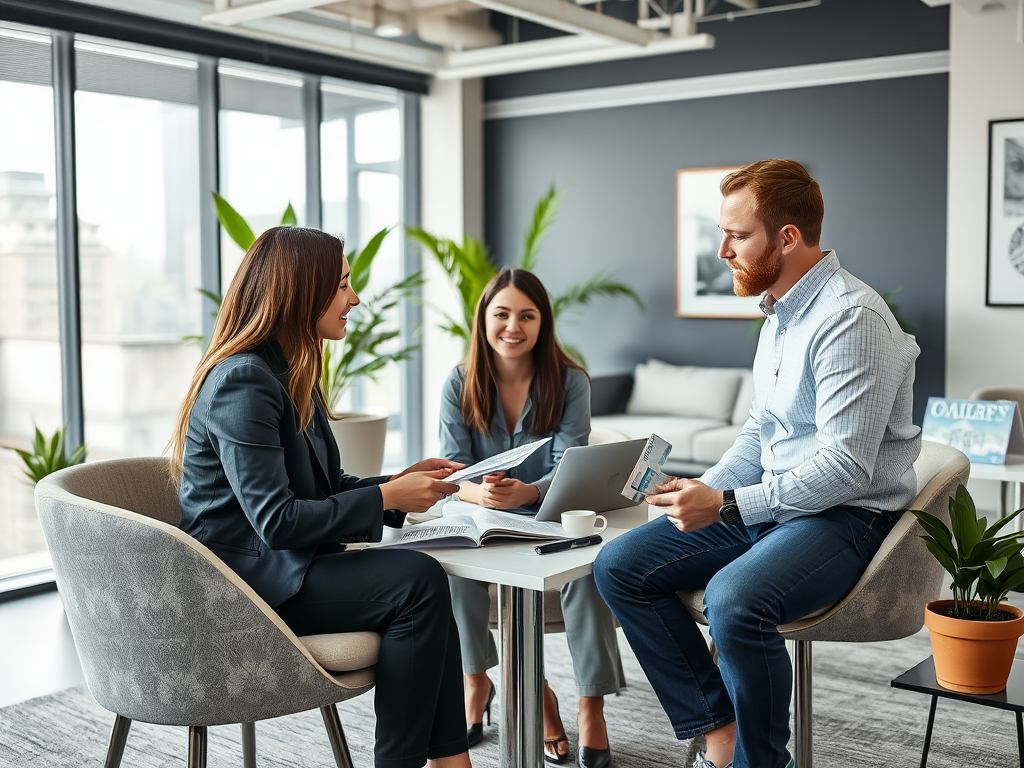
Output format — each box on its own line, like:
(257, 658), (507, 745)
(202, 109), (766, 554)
(591, 373), (634, 416)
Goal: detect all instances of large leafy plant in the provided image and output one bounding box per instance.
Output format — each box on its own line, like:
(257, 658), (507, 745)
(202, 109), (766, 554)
(211, 193), (421, 412)
(912, 483), (1024, 621)
(406, 184), (642, 365)
(3, 426), (86, 484)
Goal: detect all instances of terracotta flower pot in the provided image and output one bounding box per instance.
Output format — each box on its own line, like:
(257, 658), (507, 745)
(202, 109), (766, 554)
(924, 599), (1024, 694)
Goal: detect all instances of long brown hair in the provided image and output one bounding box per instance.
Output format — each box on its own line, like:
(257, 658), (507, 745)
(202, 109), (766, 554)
(461, 268), (585, 436)
(169, 226), (345, 482)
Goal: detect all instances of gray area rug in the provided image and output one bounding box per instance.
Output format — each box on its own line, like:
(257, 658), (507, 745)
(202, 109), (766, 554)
(1, 626), (1022, 767)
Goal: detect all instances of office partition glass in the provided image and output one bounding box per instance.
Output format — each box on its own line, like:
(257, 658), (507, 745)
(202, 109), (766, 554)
(75, 40), (203, 460)
(0, 28), (63, 579)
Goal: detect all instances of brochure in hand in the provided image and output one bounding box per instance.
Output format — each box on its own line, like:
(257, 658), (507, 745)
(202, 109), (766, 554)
(446, 438), (553, 483)
(374, 500), (566, 549)
(622, 434), (673, 503)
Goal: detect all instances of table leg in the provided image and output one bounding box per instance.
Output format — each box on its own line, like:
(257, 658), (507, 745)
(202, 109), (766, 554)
(920, 695), (938, 768)
(1016, 710), (1023, 767)
(498, 585), (545, 768)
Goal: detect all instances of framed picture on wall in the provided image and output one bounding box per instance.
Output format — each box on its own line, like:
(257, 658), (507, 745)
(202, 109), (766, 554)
(676, 166), (763, 318)
(987, 118), (1024, 307)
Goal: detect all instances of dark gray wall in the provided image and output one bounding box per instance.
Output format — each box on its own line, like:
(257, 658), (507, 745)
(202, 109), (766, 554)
(485, 0), (949, 100)
(483, 57), (949, 425)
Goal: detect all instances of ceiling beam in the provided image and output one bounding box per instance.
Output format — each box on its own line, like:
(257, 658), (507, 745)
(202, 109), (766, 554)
(439, 30), (713, 77)
(466, 0), (654, 45)
(202, 0), (343, 26)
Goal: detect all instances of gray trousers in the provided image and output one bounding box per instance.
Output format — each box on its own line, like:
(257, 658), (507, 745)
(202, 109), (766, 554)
(448, 574), (626, 697)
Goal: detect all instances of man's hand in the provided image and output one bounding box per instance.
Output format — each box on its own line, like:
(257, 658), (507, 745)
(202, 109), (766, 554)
(477, 472), (540, 509)
(646, 478), (724, 532)
(391, 458), (464, 480)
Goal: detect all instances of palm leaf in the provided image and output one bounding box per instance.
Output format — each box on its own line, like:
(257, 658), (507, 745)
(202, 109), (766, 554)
(212, 192), (256, 250)
(520, 183), (563, 271)
(349, 226), (394, 295)
(552, 273), (645, 320)
(280, 202), (298, 227)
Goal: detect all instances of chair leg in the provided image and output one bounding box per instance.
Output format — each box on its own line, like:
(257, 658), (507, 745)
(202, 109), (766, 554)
(102, 715), (132, 768)
(241, 722), (257, 768)
(187, 726), (208, 768)
(793, 640), (813, 768)
(321, 704), (355, 768)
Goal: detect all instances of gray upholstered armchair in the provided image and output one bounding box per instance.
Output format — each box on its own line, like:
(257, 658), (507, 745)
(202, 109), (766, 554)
(675, 439), (970, 768)
(35, 457), (381, 768)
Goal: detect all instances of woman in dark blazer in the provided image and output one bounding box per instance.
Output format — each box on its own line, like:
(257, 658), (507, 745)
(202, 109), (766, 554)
(170, 226), (472, 768)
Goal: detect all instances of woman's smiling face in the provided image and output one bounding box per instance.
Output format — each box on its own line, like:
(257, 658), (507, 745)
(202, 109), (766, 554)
(484, 286), (541, 361)
(316, 256), (359, 341)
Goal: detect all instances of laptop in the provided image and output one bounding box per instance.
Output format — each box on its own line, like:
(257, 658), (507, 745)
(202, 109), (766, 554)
(534, 438), (649, 523)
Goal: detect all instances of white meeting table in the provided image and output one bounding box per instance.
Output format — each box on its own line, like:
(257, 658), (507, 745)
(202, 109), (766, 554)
(968, 455), (1024, 527)
(417, 504), (650, 768)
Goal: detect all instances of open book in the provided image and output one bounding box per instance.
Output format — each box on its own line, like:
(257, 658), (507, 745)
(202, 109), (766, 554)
(375, 501), (566, 549)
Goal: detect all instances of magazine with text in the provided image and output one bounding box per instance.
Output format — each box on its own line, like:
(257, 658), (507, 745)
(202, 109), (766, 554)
(375, 501), (566, 549)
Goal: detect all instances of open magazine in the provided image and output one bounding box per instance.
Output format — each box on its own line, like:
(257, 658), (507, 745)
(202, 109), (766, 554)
(374, 501), (566, 549)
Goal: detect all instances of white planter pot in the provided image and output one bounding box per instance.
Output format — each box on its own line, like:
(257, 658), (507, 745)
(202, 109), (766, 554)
(328, 411), (389, 478)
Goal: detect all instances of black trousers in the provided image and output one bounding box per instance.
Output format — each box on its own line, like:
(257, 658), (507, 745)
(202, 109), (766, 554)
(277, 549), (468, 768)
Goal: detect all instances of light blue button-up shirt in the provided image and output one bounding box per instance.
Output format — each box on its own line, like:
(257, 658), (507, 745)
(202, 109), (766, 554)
(702, 251), (921, 525)
(438, 366), (591, 502)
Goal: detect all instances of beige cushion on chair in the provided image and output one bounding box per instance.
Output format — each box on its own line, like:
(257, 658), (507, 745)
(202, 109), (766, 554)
(299, 632), (382, 672)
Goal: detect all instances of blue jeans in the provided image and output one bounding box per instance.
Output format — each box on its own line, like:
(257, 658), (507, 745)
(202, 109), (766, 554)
(593, 507), (897, 768)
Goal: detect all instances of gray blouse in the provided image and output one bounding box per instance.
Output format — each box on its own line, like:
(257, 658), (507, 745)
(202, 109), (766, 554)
(438, 366), (591, 503)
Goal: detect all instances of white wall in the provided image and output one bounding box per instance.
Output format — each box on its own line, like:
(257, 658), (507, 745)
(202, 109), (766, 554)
(946, 4), (1024, 508)
(419, 78), (484, 455)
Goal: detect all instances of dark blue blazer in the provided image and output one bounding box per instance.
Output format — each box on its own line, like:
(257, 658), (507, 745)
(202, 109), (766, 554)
(178, 341), (390, 607)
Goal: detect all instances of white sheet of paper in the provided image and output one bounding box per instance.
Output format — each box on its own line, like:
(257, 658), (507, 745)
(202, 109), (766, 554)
(446, 438), (553, 483)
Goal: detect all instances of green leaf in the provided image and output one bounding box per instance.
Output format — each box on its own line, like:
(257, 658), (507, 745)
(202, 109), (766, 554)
(349, 226), (394, 296)
(923, 537), (958, 579)
(911, 510), (955, 551)
(949, 486), (982, 558)
(520, 183), (563, 271)
(988, 556), (1009, 579)
(552, 272), (644, 320)
(212, 192), (256, 250)
(280, 202), (298, 227)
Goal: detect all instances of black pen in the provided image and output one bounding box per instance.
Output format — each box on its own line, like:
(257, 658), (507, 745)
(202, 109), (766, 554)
(535, 535), (603, 555)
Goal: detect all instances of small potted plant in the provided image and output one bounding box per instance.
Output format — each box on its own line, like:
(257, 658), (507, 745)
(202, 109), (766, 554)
(3, 426), (86, 483)
(912, 483), (1024, 694)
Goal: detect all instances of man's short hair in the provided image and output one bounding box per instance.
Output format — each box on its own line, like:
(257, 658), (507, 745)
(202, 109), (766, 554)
(721, 159), (824, 246)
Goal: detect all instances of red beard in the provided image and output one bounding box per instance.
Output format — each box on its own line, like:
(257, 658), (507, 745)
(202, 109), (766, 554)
(732, 240), (783, 298)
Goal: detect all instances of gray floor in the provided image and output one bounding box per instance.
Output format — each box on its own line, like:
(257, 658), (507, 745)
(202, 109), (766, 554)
(0, 589), (84, 709)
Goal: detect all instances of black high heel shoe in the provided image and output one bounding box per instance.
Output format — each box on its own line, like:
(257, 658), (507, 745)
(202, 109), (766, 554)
(544, 691), (570, 765)
(466, 678), (496, 748)
(577, 711), (611, 768)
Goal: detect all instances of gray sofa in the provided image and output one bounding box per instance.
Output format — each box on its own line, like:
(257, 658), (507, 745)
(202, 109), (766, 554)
(591, 359), (753, 477)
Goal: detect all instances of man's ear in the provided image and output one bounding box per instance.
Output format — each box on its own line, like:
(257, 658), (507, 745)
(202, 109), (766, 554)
(779, 224), (801, 254)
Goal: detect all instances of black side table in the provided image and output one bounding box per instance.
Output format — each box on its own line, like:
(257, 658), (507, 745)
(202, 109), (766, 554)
(891, 656), (1024, 767)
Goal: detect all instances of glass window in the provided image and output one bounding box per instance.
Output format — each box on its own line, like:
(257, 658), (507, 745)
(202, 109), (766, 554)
(0, 27), (62, 579)
(75, 41), (203, 460)
(219, 64), (305, 287)
(354, 108), (400, 164)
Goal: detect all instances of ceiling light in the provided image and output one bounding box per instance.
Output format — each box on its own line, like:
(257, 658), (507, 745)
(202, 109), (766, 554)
(375, 23), (406, 37)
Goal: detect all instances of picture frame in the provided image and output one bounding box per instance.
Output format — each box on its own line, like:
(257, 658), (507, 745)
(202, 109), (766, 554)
(676, 166), (763, 318)
(986, 118), (1024, 307)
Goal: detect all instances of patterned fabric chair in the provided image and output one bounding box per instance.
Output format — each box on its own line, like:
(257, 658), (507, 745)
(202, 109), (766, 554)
(35, 457), (380, 768)
(675, 440), (970, 768)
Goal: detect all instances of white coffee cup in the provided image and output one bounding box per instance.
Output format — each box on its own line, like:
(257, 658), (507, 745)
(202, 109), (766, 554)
(561, 510), (608, 538)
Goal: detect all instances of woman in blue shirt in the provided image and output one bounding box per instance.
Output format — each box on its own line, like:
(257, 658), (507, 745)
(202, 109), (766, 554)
(439, 268), (624, 768)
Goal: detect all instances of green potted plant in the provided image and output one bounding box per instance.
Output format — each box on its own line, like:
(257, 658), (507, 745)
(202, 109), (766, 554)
(3, 426), (86, 484)
(406, 184), (643, 366)
(212, 194), (420, 476)
(912, 483), (1024, 693)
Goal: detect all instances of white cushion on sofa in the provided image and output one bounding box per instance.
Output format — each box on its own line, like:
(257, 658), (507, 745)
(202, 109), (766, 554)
(731, 370), (755, 425)
(591, 414), (725, 462)
(627, 360), (742, 422)
(692, 425), (746, 465)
